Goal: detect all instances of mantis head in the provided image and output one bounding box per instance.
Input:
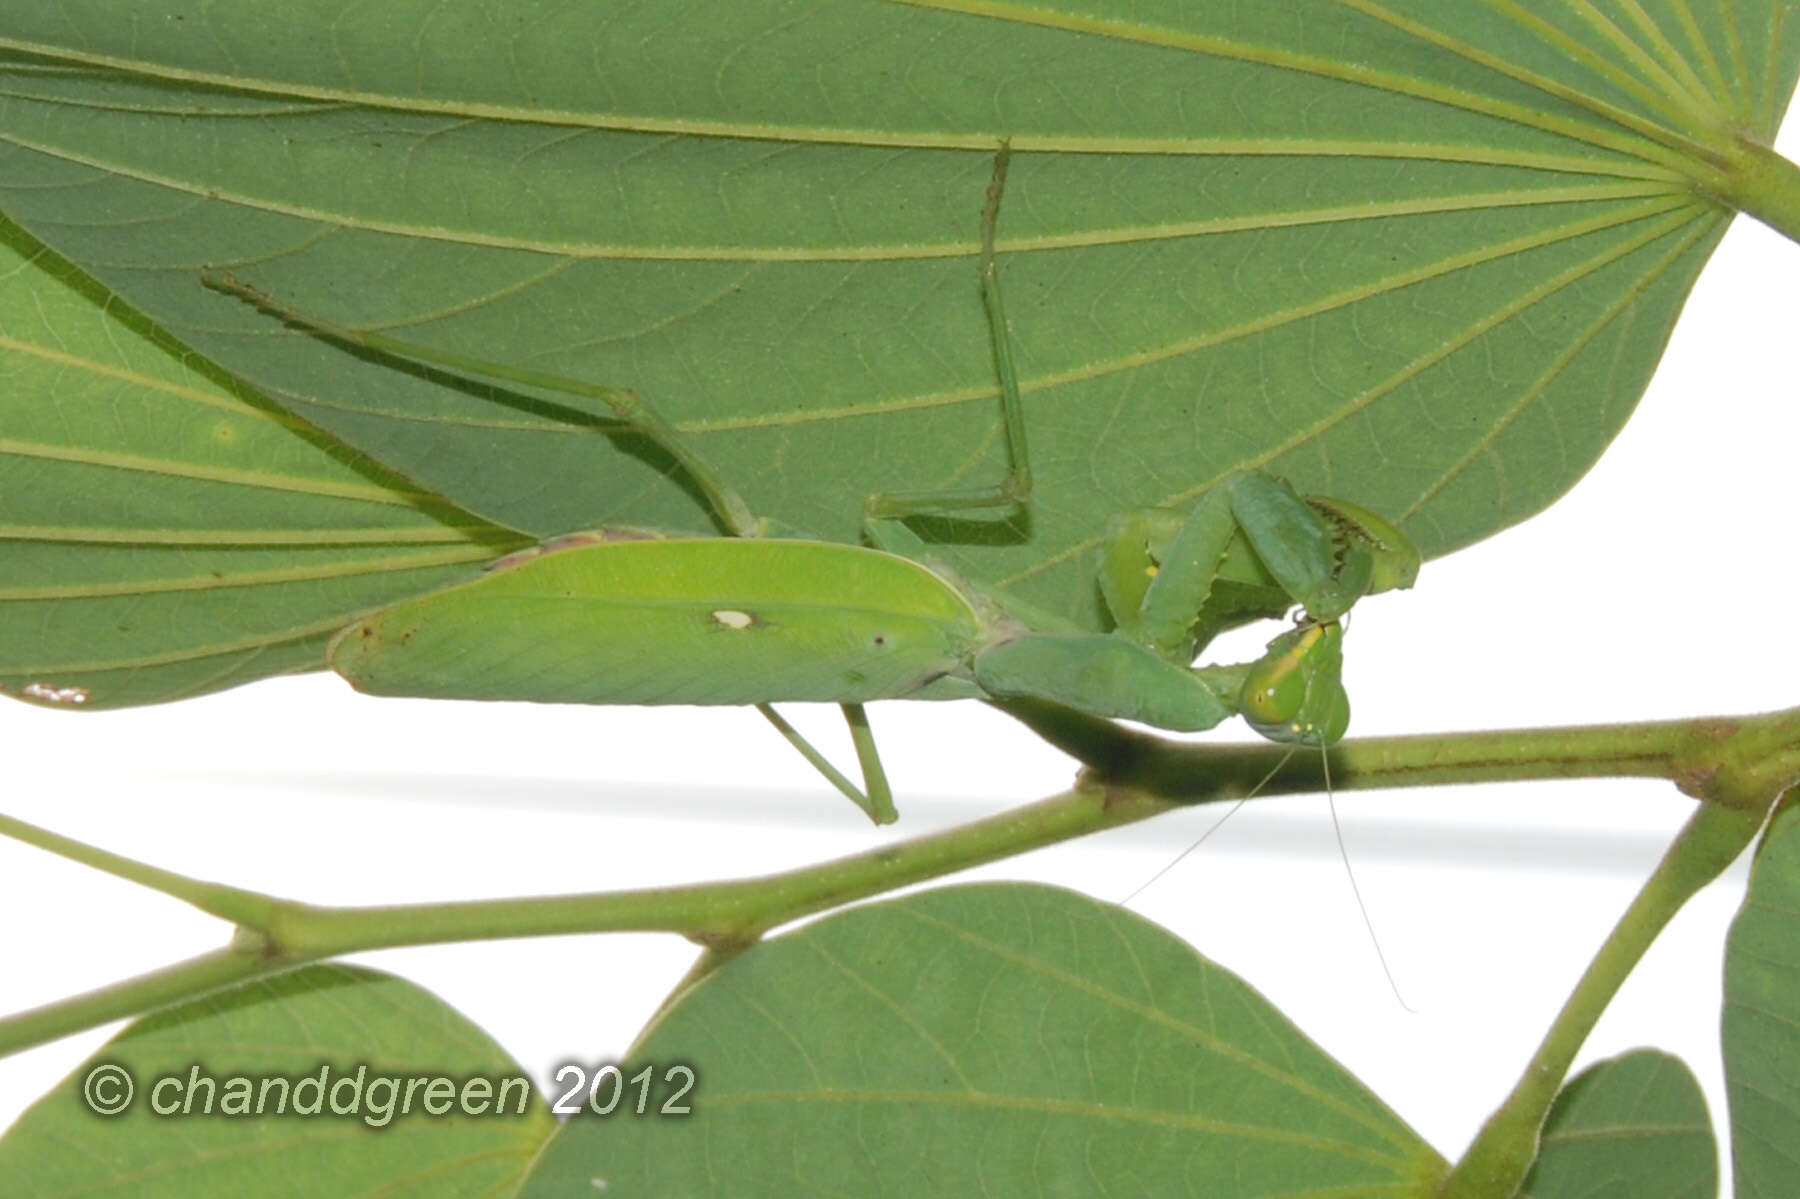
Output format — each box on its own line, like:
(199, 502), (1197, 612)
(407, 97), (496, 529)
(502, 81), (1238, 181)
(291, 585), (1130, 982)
(1239, 621), (1352, 746)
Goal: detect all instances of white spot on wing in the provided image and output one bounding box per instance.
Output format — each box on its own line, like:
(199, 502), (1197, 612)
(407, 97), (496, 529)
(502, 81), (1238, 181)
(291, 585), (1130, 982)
(712, 609), (755, 630)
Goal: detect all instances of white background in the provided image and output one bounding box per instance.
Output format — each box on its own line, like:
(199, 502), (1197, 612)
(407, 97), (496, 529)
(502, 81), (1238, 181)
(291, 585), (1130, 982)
(5, 144), (1799, 1187)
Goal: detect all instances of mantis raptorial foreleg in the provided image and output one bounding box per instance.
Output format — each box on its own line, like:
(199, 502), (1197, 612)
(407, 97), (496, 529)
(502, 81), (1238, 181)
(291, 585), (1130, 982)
(1110, 507), (1417, 1007)
(1128, 487), (1247, 662)
(1103, 474), (1419, 665)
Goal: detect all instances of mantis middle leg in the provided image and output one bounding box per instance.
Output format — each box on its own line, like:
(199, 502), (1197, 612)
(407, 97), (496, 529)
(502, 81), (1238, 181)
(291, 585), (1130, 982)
(197, 273), (905, 821)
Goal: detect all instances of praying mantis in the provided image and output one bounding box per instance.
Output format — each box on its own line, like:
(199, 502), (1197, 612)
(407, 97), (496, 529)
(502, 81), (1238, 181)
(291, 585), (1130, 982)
(202, 145), (1420, 825)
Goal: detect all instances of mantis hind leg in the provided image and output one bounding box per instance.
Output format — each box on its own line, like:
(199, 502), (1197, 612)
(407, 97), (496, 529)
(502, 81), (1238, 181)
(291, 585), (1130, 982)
(200, 273), (910, 820)
(198, 269), (763, 539)
(757, 704), (897, 826)
(863, 141), (1030, 534)
(842, 703), (897, 824)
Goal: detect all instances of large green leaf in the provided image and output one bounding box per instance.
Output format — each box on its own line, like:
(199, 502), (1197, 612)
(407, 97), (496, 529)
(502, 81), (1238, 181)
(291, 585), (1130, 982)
(1521, 1050), (1715, 1199)
(1723, 798), (1800, 1199)
(0, 215), (524, 709)
(0, 1), (1787, 627)
(0, 965), (554, 1196)
(523, 882), (1448, 1197)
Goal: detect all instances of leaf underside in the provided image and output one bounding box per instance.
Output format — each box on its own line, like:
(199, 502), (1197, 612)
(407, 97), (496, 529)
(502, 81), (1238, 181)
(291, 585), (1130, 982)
(524, 882), (1449, 1198)
(0, 888), (1452, 1195)
(1, 8), (1793, 1190)
(1521, 1049), (1716, 1199)
(0, 965), (554, 1197)
(1723, 800), (1800, 1199)
(1, 0), (1795, 641)
(0, 216), (522, 708)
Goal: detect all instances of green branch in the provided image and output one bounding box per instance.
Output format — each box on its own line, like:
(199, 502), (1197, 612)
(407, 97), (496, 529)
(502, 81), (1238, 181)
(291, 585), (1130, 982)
(0, 812), (276, 928)
(1437, 798), (1766, 1199)
(1000, 697), (1800, 810)
(6, 702), (1800, 1059)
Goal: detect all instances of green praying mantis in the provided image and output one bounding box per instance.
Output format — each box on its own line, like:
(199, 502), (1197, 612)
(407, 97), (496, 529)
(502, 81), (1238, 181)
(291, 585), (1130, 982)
(202, 144), (1421, 827)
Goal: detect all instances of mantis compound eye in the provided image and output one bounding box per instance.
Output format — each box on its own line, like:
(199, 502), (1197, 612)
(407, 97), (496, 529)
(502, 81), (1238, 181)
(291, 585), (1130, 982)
(1305, 687), (1352, 746)
(1242, 652), (1307, 727)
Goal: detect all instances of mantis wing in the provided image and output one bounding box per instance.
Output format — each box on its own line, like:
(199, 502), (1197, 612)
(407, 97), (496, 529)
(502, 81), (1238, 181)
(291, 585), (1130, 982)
(329, 536), (987, 707)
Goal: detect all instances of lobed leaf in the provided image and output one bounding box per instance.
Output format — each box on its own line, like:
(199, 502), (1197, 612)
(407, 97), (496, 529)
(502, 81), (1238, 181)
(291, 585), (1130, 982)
(0, 215), (523, 709)
(0, 1), (1791, 627)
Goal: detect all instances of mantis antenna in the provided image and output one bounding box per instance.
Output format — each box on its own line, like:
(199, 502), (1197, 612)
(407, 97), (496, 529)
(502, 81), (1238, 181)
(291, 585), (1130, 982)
(1123, 616), (1415, 1011)
(1320, 740), (1416, 1014)
(1117, 746), (1298, 907)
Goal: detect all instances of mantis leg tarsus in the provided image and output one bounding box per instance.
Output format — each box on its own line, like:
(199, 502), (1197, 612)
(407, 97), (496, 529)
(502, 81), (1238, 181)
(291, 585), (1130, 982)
(1318, 746), (1415, 1013)
(755, 703), (897, 826)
